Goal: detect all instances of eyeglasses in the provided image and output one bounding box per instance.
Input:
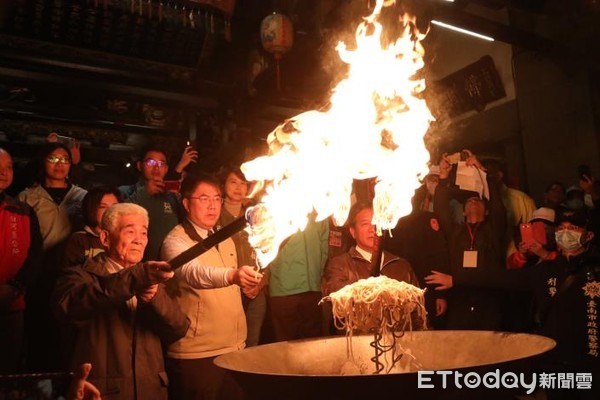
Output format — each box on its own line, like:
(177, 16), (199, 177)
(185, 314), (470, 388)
(46, 156), (71, 164)
(188, 195), (223, 205)
(144, 159), (167, 168)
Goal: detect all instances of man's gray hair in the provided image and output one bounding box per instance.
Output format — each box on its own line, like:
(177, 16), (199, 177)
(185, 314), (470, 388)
(101, 203), (149, 233)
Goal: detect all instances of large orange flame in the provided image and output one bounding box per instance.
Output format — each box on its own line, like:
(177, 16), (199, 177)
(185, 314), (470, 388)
(242, 0), (434, 268)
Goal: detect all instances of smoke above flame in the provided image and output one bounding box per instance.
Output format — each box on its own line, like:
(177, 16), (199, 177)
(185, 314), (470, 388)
(242, 0), (434, 268)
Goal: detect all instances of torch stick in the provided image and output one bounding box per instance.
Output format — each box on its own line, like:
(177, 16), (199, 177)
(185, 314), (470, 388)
(168, 216), (248, 269)
(369, 231), (388, 277)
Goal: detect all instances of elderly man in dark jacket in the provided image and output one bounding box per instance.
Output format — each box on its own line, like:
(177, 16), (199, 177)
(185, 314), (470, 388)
(53, 203), (190, 400)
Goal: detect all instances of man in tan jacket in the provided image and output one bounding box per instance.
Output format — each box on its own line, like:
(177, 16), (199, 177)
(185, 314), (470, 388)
(161, 173), (260, 400)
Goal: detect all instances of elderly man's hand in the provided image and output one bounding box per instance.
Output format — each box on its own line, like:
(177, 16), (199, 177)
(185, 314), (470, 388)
(143, 261), (174, 284)
(138, 284), (158, 303)
(229, 265), (261, 290)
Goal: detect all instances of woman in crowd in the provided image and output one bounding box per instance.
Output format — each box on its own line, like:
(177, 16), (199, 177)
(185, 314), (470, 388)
(218, 166), (268, 346)
(63, 185), (122, 269)
(18, 142), (87, 372)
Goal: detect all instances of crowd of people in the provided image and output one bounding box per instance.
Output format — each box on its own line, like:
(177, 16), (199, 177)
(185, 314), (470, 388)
(1, 137), (599, 399)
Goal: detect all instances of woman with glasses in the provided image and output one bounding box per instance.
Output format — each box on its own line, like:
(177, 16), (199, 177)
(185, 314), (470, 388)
(18, 142), (87, 372)
(19, 143), (87, 250)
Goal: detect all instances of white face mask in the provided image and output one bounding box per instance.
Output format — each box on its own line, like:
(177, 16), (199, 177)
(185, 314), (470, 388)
(555, 229), (583, 252)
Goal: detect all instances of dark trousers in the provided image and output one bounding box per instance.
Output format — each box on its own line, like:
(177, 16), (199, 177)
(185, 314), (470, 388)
(165, 357), (243, 400)
(270, 291), (322, 342)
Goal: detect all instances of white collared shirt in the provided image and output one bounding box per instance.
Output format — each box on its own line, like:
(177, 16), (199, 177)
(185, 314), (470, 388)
(161, 221), (235, 289)
(355, 245), (373, 263)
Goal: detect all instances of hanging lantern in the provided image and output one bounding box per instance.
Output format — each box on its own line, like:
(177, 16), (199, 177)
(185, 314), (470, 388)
(260, 12), (294, 91)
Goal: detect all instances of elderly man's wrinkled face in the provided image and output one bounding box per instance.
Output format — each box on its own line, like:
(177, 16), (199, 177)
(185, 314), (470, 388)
(105, 214), (148, 267)
(350, 207), (376, 253)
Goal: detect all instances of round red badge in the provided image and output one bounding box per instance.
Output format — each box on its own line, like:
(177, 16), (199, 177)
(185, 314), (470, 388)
(430, 217), (440, 232)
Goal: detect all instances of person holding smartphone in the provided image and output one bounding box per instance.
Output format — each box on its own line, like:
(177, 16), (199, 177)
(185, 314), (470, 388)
(507, 207), (558, 269)
(18, 142), (87, 372)
(426, 209), (600, 399)
(119, 145), (196, 261)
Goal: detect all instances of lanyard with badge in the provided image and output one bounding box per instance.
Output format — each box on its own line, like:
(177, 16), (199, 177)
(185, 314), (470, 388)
(463, 223), (479, 268)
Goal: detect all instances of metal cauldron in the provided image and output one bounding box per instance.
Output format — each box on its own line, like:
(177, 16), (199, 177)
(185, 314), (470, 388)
(214, 330), (556, 400)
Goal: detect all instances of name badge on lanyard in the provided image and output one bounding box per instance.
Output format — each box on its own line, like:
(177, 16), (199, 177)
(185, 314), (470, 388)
(463, 250), (478, 268)
(463, 223), (479, 268)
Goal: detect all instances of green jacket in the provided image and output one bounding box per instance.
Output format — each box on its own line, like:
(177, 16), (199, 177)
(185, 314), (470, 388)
(269, 218), (329, 297)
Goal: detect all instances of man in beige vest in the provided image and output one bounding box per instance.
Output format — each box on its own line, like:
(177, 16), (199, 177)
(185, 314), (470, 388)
(161, 173), (260, 400)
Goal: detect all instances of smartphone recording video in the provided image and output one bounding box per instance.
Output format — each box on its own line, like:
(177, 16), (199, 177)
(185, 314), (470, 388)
(164, 180), (181, 193)
(520, 223), (534, 245)
(520, 223), (546, 246)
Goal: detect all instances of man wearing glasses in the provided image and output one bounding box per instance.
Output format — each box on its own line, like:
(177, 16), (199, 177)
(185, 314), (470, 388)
(161, 173), (260, 400)
(119, 146), (195, 261)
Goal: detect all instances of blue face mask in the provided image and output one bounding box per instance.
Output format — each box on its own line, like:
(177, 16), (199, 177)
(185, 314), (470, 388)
(555, 229), (583, 251)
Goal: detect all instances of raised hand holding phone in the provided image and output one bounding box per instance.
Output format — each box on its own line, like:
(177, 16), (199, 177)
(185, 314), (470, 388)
(175, 143), (198, 174)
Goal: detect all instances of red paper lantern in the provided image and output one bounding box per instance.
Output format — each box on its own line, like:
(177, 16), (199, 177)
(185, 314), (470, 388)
(260, 12), (294, 90)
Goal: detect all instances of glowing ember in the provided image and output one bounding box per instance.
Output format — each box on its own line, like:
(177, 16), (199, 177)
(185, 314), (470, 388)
(242, 0), (434, 268)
